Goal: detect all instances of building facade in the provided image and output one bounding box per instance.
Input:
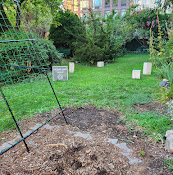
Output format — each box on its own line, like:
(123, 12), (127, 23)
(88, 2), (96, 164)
(63, 0), (171, 18)
(63, 0), (132, 18)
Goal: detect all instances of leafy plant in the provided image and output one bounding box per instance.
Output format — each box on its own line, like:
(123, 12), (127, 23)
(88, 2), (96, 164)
(164, 158), (173, 169)
(125, 8), (172, 43)
(149, 13), (173, 99)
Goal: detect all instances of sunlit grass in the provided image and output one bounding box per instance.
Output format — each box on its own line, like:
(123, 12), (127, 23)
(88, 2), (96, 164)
(0, 53), (171, 136)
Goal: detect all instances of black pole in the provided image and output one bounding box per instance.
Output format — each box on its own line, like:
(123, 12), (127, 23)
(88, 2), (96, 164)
(0, 109), (64, 156)
(0, 87), (30, 152)
(45, 72), (68, 124)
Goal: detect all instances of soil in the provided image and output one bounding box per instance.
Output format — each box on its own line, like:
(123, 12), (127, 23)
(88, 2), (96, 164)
(0, 104), (173, 175)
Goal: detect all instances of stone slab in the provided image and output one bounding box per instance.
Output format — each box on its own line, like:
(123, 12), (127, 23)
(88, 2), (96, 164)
(132, 70), (141, 79)
(143, 62), (152, 75)
(52, 66), (68, 81)
(97, 61), (104, 67)
(69, 62), (75, 73)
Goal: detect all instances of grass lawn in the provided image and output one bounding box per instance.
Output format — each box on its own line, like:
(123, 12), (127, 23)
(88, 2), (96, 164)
(0, 53), (172, 138)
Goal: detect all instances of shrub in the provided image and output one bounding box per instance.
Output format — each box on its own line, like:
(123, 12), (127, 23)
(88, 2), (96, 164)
(73, 9), (133, 64)
(0, 29), (61, 83)
(149, 17), (173, 99)
(49, 10), (82, 49)
(125, 8), (172, 41)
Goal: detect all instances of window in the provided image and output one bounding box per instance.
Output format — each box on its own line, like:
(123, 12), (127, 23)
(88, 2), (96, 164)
(67, 0), (72, 10)
(80, 0), (89, 11)
(105, 0), (110, 8)
(105, 11), (110, 18)
(74, 0), (78, 11)
(113, 0), (118, 7)
(120, 9), (126, 17)
(92, 0), (102, 9)
(121, 0), (126, 6)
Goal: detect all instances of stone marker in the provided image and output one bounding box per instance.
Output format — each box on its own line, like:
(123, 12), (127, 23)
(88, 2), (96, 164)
(159, 79), (169, 87)
(143, 62), (152, 75)
(69, 62), (75, 73)
(52, 66), (68, 81)
(132, 70), (141, 79)
(97, 61), (104, 67)
(165, 130), (173, 153)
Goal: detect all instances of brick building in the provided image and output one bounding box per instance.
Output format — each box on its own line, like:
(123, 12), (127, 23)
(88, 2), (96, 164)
(63, 0), (133, 18)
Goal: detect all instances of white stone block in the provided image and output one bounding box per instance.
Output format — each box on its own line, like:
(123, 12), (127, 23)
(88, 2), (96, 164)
(97, 61), (104, 67)
(69, 62), (75, 73)
(165, 130), (173, 153)
(143, 62), (152, 75)
(132, 70), (141, 79)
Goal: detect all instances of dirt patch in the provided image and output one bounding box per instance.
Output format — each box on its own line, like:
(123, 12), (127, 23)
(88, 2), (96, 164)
(0, 106), (172, 175)
(132, 102), (167, 113)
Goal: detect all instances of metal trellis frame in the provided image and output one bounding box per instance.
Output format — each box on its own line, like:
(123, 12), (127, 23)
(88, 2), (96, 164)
(0, 66), (68, 156)
(0, 0), (68, 156)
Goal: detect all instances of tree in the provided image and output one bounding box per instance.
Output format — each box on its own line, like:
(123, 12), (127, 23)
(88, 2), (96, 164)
(72, 9), (134, 63)
(49, 9), (83, 49)
(158, 0), (173, 13)
(0, 0), (12, 31)
(124, 8), (172, 46)
(0, 0), (62, 34)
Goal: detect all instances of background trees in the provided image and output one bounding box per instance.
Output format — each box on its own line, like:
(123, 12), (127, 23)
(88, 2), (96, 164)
(49, 10), (82, 49)
(49, 9), (134, 64)
(0, 0), (61, 36)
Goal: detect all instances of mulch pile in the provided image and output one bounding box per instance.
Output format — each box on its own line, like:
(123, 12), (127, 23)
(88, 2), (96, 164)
(0, 105), (172, 175)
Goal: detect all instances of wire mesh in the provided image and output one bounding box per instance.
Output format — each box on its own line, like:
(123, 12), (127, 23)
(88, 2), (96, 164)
(0, 0), (65, 155)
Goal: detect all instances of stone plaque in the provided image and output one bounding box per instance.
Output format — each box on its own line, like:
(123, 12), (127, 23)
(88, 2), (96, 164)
(132, 70), (141, 79)
(143, 62), (152, 75)
(52, 66), (68, 81)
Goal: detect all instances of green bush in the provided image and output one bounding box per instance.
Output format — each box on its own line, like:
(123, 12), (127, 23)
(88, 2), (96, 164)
(49, 10), (82, 49)
(0, 29), (61, 83)
(73, 9), (133, 64)
(125, 8), (172, 41)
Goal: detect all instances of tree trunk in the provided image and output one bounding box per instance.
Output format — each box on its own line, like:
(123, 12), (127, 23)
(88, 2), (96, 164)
(0, 3), (12, 32)
(15, 0), (25, 28)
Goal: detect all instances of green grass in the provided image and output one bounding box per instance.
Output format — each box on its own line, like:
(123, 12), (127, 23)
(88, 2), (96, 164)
(0, 53), (172, 137)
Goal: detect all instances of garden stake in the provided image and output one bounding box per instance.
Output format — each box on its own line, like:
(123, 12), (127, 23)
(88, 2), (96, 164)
(45, 71), (68, 125)
(0, 87), (30, 153)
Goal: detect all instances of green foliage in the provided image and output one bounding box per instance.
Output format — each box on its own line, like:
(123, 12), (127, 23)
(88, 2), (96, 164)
(166, 29), (173, 59)
(140, 151), (145, 156)
(50, 9), (134, 63)
(49, 10), (82, 49)
(149, 13), (173, 99)
(38, 38), (62, 65)
(158, 63), (173, 86)
(0, 0), (62, 36)
(164, 158), (173, 169)
(0, 29), (61, 82)
(73, 9), (133, 64)
(125, 8), (172, 41)
(22, 1), (53, 37)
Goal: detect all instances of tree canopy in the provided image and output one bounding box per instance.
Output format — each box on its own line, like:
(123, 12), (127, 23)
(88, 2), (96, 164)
(0, 0), (62, 36)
